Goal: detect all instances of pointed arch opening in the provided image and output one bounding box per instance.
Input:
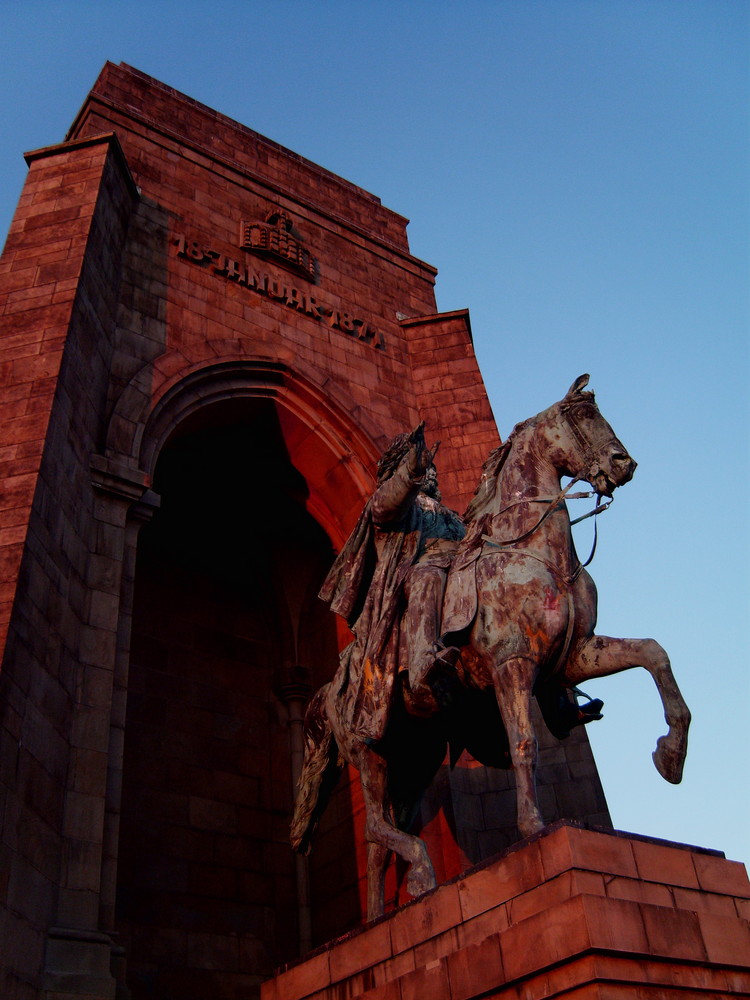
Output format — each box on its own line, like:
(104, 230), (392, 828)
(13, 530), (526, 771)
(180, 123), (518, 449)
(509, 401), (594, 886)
(112, 367), (377, 998)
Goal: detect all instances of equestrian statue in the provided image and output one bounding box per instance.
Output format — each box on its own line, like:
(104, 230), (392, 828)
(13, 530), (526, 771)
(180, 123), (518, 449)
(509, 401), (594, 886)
(290, 375), (691, 919)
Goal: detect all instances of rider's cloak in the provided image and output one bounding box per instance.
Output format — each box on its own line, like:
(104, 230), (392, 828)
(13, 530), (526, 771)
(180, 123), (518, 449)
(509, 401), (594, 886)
(318, 458), (429, 743)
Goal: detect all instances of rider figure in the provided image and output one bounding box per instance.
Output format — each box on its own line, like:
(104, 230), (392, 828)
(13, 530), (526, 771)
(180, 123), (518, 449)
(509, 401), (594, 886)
(319, 424), (465, 741)
(380, 429), (466, 712)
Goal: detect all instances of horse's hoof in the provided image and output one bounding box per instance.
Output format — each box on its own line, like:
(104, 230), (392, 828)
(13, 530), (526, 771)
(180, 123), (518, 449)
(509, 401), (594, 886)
(517, 807), (545, 839)
(406, 859), (436, 899)
(653, 736), (685, 784)
(518, 819), (545, 839)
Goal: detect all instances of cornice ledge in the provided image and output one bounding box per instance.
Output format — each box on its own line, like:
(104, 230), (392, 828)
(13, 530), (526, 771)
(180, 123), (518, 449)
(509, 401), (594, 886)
(24, 132), (140, 201)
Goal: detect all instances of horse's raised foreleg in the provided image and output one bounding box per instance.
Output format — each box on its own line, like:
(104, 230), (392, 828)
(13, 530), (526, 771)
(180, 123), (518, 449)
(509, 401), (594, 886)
(356, 748), (436, 919)
(492, 656), (545, 838)
(565, 636), (690, 783)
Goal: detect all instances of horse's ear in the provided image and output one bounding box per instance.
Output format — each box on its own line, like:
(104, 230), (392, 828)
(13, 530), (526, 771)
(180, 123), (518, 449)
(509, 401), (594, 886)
(566, 373), (590, 398)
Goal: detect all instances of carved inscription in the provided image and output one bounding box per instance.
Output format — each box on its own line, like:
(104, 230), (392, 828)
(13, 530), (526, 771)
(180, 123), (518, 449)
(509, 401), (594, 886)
(174, 233), (386, 351)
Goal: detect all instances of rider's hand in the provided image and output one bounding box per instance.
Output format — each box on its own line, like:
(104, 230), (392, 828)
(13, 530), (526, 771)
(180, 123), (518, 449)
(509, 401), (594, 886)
(407, 423), (430, 478)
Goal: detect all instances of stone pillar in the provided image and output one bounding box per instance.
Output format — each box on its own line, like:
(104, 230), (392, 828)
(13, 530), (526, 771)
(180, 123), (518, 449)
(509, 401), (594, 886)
(43, 459), (158, 999)
(0, 132), (139, 998)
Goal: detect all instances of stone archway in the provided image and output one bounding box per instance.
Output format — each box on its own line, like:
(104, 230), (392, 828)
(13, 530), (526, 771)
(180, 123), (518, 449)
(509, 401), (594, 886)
(104, 349), (381, 546)
(98, 356), (380, 999)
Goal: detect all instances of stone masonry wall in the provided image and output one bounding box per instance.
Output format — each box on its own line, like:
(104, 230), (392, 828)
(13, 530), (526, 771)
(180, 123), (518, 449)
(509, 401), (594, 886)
(0, 63), (612, 997)
(0, 134), (138, 997)
(65, 64), (494, 518)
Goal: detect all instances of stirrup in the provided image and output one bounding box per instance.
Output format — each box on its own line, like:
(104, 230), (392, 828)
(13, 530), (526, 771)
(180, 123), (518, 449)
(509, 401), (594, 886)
(576, 697), (604, 723)
(433, 644), (460, 670)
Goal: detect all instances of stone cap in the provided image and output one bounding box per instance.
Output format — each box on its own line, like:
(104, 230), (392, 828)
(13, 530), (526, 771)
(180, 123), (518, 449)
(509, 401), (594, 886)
(66, 62), (422, 258)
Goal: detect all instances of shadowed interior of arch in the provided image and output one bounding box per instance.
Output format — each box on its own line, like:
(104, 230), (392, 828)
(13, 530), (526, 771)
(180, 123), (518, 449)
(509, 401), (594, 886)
(115, 398), (362, 998)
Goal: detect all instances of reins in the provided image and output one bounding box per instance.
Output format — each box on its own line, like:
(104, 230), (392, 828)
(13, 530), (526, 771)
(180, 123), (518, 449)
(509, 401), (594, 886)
(479, 477), (580, 548)
(481, 481), (612, 581)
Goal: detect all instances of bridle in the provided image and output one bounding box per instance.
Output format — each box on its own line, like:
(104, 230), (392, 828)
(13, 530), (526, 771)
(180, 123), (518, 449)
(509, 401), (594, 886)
(559, 394), (624, 495)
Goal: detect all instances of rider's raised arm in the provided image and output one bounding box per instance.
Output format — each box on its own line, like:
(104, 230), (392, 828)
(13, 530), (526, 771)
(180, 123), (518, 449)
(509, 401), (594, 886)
(371, 444), (424, 527)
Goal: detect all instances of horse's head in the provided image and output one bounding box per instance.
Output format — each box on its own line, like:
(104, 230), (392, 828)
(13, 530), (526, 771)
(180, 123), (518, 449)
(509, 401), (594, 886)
(554, 374), (637, 496)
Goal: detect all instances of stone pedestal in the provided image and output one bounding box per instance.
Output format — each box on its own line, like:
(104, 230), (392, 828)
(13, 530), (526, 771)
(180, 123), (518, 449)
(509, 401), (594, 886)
(263, 821), (750, 1000)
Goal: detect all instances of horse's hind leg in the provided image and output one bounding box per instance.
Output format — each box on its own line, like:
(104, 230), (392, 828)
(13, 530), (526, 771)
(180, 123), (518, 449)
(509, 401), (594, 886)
(366, 842), (392, 919)
(566, 636), (690, 783)
(492, 656), (545, 838)
(356, 748), (436, 918)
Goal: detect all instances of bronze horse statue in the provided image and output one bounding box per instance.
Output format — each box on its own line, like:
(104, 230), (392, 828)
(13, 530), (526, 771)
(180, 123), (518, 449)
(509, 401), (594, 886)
(291, 375), (690, 919)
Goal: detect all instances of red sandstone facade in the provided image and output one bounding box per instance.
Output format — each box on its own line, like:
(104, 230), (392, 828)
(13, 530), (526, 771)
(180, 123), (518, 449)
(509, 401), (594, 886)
(0, 63), (617, 999)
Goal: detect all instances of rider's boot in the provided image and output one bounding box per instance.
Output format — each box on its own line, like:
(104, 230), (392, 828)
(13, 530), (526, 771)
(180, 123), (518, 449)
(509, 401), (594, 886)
(404, 642), (461, 714)
(575, 697), (604, 724)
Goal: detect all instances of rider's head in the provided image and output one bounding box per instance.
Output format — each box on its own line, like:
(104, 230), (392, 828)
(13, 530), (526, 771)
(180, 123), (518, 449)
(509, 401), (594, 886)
(421, 464), (441, 501)
(377, 433), (441, 500)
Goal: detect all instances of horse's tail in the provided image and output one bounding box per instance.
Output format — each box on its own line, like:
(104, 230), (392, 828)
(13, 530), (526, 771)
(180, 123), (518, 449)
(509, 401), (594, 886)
(290, 683), (343, 856)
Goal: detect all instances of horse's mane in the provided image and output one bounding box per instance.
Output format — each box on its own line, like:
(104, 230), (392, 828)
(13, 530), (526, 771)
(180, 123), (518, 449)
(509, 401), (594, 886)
(463, 416), (536, 522)
(463, 384), (599, 523)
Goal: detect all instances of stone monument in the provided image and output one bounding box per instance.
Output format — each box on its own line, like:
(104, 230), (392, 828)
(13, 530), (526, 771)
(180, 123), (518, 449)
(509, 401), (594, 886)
(291, 379), (691, 921)
(0, 63), (745, 1000)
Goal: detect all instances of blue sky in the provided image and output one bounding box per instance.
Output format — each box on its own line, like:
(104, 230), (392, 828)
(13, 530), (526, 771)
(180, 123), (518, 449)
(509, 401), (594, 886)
(1, 1), (748, 866)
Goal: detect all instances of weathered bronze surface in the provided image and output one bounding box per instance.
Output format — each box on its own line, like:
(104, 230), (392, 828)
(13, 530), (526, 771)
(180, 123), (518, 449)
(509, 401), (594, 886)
(316, 423), (465, 742)
(291, 376), (691, 919)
